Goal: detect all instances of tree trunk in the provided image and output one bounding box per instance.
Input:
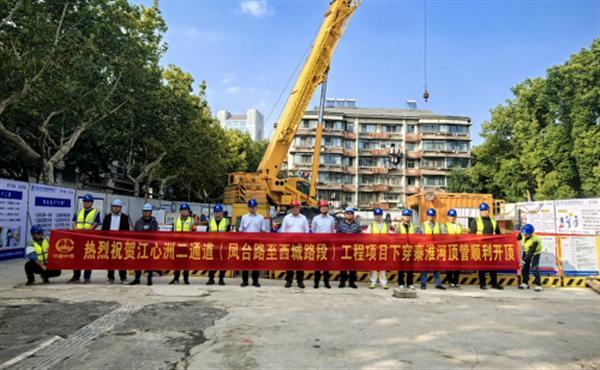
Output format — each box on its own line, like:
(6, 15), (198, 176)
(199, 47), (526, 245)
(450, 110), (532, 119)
(40, 159), (54, 184)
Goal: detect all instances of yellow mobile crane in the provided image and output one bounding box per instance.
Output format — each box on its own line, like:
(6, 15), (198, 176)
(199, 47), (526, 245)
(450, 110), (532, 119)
(224, 0), (361, 222)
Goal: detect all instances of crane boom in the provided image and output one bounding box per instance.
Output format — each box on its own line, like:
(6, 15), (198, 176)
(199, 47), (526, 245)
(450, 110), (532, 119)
(257, 0), (360, 178)
(224, 0), (360, 223)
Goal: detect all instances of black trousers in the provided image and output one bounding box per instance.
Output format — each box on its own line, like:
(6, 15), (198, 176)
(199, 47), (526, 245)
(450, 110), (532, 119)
(522, 253), (541, 286)
(314, 271), (330, 284)
(72, 269), (92, 280)
(446, 271), (460, 285)
(339, 271), (356, 283)
(397, 271), (414, 286)
(108, 270), (127, 281)
(286, 270), (304, 283)
(25, 261), (61, 282)
(134, 270), (154, 282)
(242, 271), (260, 283)
(478, 271), (498, 287)
(173, 270), (189, 282)
(208, 271), (226, 279)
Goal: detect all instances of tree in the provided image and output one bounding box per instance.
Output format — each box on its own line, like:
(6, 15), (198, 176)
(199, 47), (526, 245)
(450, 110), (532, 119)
(449, 39), (600, 201)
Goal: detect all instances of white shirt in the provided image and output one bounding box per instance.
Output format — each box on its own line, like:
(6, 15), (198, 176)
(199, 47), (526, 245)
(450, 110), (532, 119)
(281, 213), (309, 233)
(311, 214), (336, 233)
(239, 213), (266, 232)
(109, 213), (121, 231)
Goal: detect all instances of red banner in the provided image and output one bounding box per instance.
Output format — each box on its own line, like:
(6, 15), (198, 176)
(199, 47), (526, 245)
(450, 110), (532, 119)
(47, 230), (519, 271)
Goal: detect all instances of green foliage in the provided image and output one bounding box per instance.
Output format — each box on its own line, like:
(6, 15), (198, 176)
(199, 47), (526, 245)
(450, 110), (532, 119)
(449, 38), (600, 201)
(0, 0), (267, 202)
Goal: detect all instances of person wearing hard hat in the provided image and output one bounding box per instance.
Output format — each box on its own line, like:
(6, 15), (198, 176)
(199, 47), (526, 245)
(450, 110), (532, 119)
(368, 208), (389, 289)
(102, 198), (132, 284)
(207, 204), (229, 286)
(443, 209), (463, 289)
(311, 199), (335, 289)
(469, 202), (503, 290)
(238, 198), (267, 287)
(130, 203), (159, 286)
(336, 207), (361, 289)
(170, 203), (195, 285)
(67, 193), (101, 284)
(394, 209), (416, 289)
(518, 224), (543, 292)
(420, 208), (446, 290)
(24, 225), (61, 285)
(281, 200), (309, 288)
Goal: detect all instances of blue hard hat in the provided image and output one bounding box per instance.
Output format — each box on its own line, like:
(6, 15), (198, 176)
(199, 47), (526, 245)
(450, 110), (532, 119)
(521, 224), (535, 236)
(426, 208), (436, 217)
(447, 209), (457, 217)
(247, 199), (258, 208)
(214, 204), (224, 213)
(30, 224), (44, 235)
(179, 203), (191, 211)
(142, 203), (153, 211)
(345, 207), (355, 214)
(479, 202), (490, 211)
(111, 199), (124, 207)
(373, 208), (383, 216)
(82, 194), (94, 203)
(402, 209), (412, 217)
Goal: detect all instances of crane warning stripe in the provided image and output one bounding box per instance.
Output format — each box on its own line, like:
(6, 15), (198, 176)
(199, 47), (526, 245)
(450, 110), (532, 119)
(47, 230), (519, 271)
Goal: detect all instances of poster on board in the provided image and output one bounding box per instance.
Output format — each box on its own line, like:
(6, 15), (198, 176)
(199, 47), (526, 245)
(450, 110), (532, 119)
(28, 184), (75, 238)
(555, 198), (599, 235)
(516, 201), (556, 233)
(0, 179), (28, 260)
(560, 236), (599, 276)
(538, 235), (558, 274)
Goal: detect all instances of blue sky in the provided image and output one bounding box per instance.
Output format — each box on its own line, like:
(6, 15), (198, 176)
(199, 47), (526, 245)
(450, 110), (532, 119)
(137, 0), (599, 144)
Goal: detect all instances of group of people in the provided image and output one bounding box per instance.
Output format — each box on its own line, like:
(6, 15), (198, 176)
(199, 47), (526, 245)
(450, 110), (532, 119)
(24, 196), (543, 292)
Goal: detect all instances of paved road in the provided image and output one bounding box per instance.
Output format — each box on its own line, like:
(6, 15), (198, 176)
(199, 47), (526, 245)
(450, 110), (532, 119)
(1, 260), (598, 369)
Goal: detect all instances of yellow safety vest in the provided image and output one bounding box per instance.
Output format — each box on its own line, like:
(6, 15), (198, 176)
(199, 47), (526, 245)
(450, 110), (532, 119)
(32, 239), (49, 264)
(370, 222), (389, 234)
(475, 216), (497, 235)
(423, 222), (441, 234)
(76, 208), (97, 230)
(523, 234), (542, 256)
(175, 217), (194, 232)
(209, 218), (229, 232)
(446, 222), (463, 235)
(396, 223), (415, 234)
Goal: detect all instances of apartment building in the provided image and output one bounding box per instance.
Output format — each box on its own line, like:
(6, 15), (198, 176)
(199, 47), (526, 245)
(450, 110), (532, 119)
(286, 99), (471, 211)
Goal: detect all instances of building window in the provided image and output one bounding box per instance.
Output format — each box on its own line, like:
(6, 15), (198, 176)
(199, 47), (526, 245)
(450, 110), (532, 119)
(407, 177), (417, 185)
(390, 176), (403, 185)
(301, 120), (317, 129)
(294, 154), (312, 165)
(345, 122), (354, 132)
(294, 136), (314, 147)
(359, 140), (380, 150)
(343, 140), (355, 150)
(342, 157), (354, 167)
(447, 157), (469, 168)
(320, 154), (342, 166)
(361, 124), (377, 133)
(406, 142), (417, 151)
(421, 158), (445, 168)
(407, 125), (416, 134)
(423, 175), (447, 187)
(407, 160), (416, 168)
(385, 125), (399, 133)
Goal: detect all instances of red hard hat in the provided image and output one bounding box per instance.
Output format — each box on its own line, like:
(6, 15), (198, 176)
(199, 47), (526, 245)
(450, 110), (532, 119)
(318, 200), (329, 207)
(290, 200), (301, 207)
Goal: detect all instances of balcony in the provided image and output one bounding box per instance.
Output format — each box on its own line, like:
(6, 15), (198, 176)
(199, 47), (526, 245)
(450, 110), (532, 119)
(317, 183), (342, 190)
(406, 185), (421, 194)
(389, 185), (404, 193)
(359, 132), (390, 140)
(297, 128), (315, 135)
(405, 133), (419, 142)
(343, 149), (357, 157)
(322, 128), (344, 137)
(320, 164), (344, 172)
(342, 184), (356, 192)
(405, 168), (421, 176)
(421, 132), (470, 140)
(342, 131), (357, 140)
(359, 148), (390, 157)
(358, 167), (389, 175)
(343, 166), (357, 175)
(370, 202), (391, 210)
(323, 146), (344, 154)
(421, 168), (448, 175)
(290, 145), (313, 153)
(359, 184), (391, 193)
(406, 151), (422, 159)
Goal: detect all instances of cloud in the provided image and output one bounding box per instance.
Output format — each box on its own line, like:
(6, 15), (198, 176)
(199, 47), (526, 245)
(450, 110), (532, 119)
(239, 0), (272, 17)
(179, 27), (221, 48)
(226, 86), (242, 94)
(221, 73), (235, 85)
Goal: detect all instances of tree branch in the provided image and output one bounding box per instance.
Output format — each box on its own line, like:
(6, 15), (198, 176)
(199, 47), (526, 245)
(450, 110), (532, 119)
(0, 119), (41, 161)
(0, 0), (23, 29)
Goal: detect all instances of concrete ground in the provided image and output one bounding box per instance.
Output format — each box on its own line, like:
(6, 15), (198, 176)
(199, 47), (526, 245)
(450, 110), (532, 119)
(0, 259), (598, 369)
